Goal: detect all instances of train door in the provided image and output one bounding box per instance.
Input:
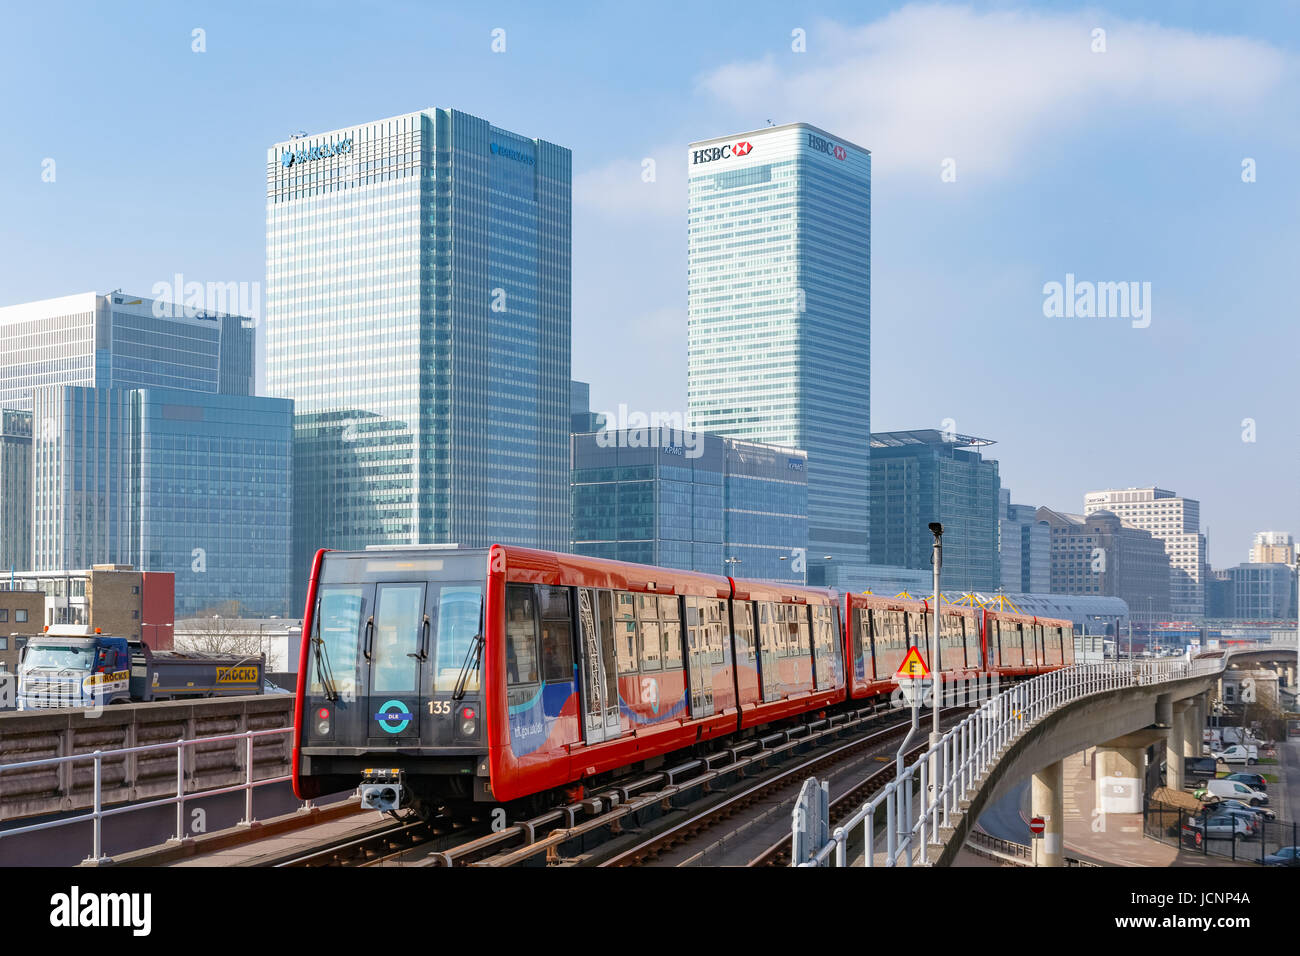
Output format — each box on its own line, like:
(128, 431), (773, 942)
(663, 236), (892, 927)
(575, 588), (620, 744)
(685, 597), (714, 718)
(364, 582), (428, 742)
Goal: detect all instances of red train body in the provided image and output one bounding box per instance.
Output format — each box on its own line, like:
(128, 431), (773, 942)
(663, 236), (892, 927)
(292, 545), (1073, 814)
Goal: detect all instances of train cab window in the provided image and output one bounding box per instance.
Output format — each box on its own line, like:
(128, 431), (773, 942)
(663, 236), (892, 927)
(505, 585), (539, 686)
(614, 592), (638, 674)
(432, 585), (484, 694)
(659, 596), (683, 669)
(311, 586), (364, 699)
(371, 584), (425, 694)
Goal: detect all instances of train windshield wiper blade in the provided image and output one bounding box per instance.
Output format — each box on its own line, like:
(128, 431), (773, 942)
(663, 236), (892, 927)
(452, 633), (483, 702)
(312, 614), (339, 702)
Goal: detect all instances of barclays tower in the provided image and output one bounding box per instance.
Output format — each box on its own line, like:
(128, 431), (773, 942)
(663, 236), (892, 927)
(266, 109), (572, 604)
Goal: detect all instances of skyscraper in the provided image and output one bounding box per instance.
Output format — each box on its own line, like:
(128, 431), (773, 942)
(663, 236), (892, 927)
(266, 109), (571, 602)
(1083, 487), (1208, 617)
(686, 124), (870, 586)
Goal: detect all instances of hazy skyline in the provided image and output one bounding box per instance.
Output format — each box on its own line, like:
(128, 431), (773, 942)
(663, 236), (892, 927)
(2, 0), (1296, 569)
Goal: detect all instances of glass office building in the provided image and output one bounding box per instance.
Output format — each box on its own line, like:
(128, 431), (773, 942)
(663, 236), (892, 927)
(1, 408), (32, 571)
(687, 124), (870, 587)
(0, 290), (256, 575)
(0, 291), (253, 411)
(31, 386), (292, 617)
(266, 109), (571, 604)
(571, 430), (808, 583)
(870, 430), (1002, 592)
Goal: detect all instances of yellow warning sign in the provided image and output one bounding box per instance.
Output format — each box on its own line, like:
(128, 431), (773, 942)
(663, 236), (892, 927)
(895, 646), (930, 679)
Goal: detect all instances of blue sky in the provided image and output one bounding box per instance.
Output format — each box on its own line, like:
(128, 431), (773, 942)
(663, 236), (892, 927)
(2, 1), (1297, 568)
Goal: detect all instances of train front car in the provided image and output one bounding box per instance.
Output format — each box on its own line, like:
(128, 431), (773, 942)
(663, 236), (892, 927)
(292, 546), (493, 817)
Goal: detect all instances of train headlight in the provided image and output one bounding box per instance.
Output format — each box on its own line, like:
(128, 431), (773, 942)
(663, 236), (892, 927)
(459, 705), (477, 737)
(316, 706), (330, 736)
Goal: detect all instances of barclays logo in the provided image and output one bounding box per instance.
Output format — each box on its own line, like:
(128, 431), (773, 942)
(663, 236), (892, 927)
(282, 138), (353, 168)
(490, 142), (535, 165)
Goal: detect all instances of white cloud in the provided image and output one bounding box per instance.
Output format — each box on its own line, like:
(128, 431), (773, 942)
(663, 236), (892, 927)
(573, 145), (687, 219)
(697, 4), (1292, 179)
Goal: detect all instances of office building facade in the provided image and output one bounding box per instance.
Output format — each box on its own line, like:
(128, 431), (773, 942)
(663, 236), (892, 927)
(1083, 487), (1208, 617)
(30, 386), (292, 617)
(999, 489), (1050, 593)
(1250, 531), (1295, 565)
(1228, 562), (1296, 620)
(1036, 507), (1171, 619)
(266, 109), (571, 602)
(687, 124), (870, 586)
(1, 409), (31, 571)
(0, 290), (256, 575)
(571, 429), (808, 583)
(870, 430), (1001, 592)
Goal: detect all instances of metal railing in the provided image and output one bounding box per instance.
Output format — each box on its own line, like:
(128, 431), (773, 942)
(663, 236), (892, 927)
(798, 655), (1227, 867)
(0, 726), (297, 864)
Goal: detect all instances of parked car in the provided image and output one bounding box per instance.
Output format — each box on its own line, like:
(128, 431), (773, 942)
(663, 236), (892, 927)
(1225, 772), (1268, 793)
(263, 679), (293, 695)
(1213, 798), (1276, 821)
(1263, 846), (1300, 866)
(1212, 744), (1259, 766)
(1215, 807), (1261, 837)
(1183, 814), (1252, 842)
(1197, 778), (1269, 806)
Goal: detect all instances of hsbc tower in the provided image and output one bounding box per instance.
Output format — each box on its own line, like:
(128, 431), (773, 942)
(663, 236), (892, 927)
(686, 123), (871, 586)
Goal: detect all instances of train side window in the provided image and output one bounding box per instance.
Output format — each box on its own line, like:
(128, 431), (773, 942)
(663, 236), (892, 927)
(708, 599), (726, 664)
(505, 585), (539, 686)
(660, 596), (683, 669)
(638, 595), (662, 672)
(539, 586), (571, 620)
(614, 591), (638, 674)
(795, 606), (811, 658)
(540, 616), (574, 685)
(732, 601), (756, 670)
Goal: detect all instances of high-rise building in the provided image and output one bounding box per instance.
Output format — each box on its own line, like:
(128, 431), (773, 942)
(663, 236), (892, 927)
(571, 430), (808, 583)
(1250, 531), (1295, 565)
(999, 488), (1050, 593)
(1036, 507), (1171, 619)
(0, 409), (31, 571)
(870, 430), (1001, 592)
(30, 386), (293, 617)
(0, 291), (266, 598)
(686, 124), (870, 587)
(0, 291), (253, 411)
(1083, 487), (1208, 617)
(266, 109), (571, 603)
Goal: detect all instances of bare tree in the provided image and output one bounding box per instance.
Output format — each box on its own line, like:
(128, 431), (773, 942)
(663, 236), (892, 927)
(174, 601), (265, 658)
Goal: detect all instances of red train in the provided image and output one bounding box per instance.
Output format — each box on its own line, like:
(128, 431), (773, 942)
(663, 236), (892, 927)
(291, 545), (1074, 816)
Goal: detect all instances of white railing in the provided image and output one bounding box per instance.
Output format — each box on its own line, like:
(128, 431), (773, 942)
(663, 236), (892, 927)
(0, 726), (298, 864)
(798, 655), (1227, 867)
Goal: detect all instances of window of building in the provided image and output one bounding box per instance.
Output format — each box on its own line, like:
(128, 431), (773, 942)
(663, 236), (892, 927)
(0, 609), (6, 622)
(15, 609), (26, 623)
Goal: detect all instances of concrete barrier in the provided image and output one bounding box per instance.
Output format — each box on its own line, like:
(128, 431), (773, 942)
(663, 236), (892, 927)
(0, 696), (293, 822)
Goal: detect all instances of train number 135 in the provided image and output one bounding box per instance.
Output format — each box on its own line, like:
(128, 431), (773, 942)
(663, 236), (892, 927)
(428, 700), (451, 716)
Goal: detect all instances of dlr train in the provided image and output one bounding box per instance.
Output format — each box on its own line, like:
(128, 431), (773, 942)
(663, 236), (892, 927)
(291, 545), (1074, 816)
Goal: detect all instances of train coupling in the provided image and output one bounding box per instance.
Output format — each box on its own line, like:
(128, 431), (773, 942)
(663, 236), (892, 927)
(359, 768), (407, 811)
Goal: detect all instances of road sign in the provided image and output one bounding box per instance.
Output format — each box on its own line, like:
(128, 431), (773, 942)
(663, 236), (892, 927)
(895, 646), (930, 679)
(1029, 816), (1045, 835)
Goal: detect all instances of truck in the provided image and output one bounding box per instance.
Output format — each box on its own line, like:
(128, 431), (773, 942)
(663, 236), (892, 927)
(17, 626), (264, 710)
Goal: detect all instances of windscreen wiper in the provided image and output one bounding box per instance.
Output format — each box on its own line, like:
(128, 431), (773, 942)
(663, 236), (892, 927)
(311, 612), (339, 702)
(452, 633), (483, 702)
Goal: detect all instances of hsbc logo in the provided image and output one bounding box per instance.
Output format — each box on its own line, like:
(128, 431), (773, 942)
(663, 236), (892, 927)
(692, 140), (753, 165)
(807, 133), (847, 161)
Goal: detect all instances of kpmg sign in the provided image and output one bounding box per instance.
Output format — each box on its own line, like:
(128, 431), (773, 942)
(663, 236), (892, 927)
(491, 142), (536, 165)
(281, 138), (353, 168)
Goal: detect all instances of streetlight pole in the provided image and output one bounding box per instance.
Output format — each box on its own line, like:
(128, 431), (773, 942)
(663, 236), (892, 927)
(926, 523), (943, 815)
